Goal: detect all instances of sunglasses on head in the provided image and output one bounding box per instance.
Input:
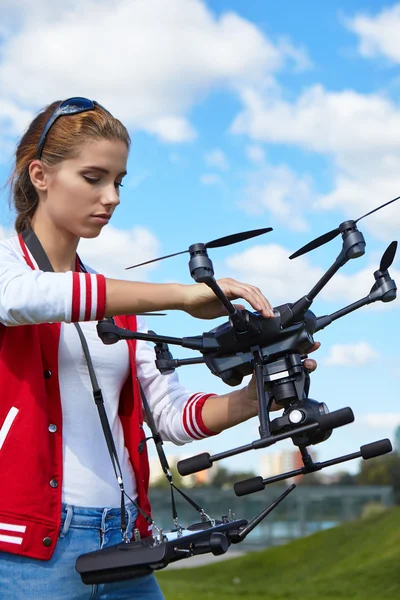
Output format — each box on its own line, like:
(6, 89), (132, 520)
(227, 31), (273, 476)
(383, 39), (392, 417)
(35, 97), (109, 159)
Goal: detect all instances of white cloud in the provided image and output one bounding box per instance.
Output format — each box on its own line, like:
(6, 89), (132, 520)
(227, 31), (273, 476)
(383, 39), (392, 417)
(276, 35), (313, 72)
(246, 144), (266, 163)
(78, 224), (160, 279)
(346, 4), (400, 63)
(204, 149), (229, 170)
(231, 84), (400, 154)
(0, 0), (309, 144)
(324, 341), (379, 366)
(361, 412), (400, 428)
(239, 161), (313, 232)
(0, 220), (160, 278)
(0, 98), (34, 163)
(0, 99), (33, 136)
(225, 243), (324, 303)
(231, 85), (400, 240)
(225, 242), (400, 308)
(144, 117), (197, 143)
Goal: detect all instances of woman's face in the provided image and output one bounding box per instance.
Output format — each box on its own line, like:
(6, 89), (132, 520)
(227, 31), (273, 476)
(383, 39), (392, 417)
(36, 138), (128, 239)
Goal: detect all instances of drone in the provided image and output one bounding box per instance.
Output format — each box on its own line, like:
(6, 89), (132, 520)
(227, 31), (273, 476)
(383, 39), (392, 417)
(76, 196), (398, 585)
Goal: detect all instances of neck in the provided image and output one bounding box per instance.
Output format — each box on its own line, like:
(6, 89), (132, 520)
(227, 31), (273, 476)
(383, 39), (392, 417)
(29, 216), (79, 273)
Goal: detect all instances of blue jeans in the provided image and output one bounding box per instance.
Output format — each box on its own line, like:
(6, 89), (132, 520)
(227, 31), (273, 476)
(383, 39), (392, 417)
(0, 503), (165, 599)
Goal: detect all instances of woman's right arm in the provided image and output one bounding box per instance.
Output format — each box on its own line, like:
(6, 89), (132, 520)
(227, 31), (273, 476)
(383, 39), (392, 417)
(0, 253), (183, 326)
(105, 279), (185, 316)
(106, 277), (273, 320)
(0, 241), (273, 326)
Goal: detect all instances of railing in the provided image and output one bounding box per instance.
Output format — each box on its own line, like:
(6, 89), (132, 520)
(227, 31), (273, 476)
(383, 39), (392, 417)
(148, 484), (394, 548)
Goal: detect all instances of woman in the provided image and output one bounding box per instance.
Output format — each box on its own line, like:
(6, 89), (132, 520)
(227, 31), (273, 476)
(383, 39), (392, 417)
(0, 98), (317, 599)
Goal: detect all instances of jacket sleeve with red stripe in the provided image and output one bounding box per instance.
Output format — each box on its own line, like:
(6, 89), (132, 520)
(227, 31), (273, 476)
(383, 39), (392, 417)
(0, 236), (218, 443)
(0, 236), (106, 326)
(136, 315), (218, 444)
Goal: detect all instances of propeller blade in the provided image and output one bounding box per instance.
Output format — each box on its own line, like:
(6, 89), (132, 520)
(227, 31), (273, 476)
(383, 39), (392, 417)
(205, 227), (273, 249)
(379, 241), (398, 272)
(290, 195), (400, 260)
(355, 195), (400, 224)
(126, 228), (273, 269)
(289, 228), (340, 259)
(125, 250), (188, 270)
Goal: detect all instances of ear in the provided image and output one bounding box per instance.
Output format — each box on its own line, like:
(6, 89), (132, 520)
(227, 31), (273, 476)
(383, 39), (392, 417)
(29, 160), (50, 193)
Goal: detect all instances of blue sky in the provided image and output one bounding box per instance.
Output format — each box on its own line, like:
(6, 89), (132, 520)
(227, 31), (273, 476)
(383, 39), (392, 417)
(0, 0), (399, 477)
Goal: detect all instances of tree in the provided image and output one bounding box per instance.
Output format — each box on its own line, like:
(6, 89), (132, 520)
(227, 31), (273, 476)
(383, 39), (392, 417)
(152, 466), (185, 489)
(357, 454), (400, 504)
(296, 472), (323, 486)
(335, 471), (357, 486)
(209, 466), (256, 489)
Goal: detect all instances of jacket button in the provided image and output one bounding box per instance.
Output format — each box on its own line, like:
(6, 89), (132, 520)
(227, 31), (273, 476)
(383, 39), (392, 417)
(48, 424), (57, 433)
(49, 479), (58, 488)
(42, 537), (52, 547)
(44, 370), (52, 379)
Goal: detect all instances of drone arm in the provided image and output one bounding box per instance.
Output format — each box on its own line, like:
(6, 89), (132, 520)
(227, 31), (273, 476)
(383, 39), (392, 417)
(201, 277), (250, 332)
(315, 272), (397, 332)
(96, 319), (219, 351)
(315, 295), (372, 332)
(284, 224), (368, 326)
(204, 278), (236, 316)
(155, 356), (205, 374)
(308, 254), (349, 301)
(281, 255), (349, 326)
(189, 244), (250, 332)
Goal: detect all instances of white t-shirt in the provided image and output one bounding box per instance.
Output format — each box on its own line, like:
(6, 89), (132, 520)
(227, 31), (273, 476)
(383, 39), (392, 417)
(59, 320), (136, 507)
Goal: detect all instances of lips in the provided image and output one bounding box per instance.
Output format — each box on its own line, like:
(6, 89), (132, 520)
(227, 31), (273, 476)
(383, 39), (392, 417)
(92, 214), (111, 220)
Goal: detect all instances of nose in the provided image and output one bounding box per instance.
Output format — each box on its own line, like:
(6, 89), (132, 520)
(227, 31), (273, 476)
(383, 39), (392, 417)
(101, 183), (121, 208)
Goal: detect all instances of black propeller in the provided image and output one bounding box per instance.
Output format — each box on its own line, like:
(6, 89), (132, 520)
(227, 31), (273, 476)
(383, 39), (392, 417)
(289, 196), (400, 259)
(126, 227), (273, 270)
(379, 241), (397, 272)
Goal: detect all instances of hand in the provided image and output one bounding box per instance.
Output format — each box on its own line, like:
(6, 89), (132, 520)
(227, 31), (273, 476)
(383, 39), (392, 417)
(245, 342), (321, 413)
(182, 277), (274, 320)
(301, 341), (320, 372)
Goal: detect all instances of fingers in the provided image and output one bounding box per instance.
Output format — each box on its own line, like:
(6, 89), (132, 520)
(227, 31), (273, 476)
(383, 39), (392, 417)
(302, 342), (320, 371)
(217, 278), (274, 318)
(308, 341), (321, 353)
(303, 358), (317, 372)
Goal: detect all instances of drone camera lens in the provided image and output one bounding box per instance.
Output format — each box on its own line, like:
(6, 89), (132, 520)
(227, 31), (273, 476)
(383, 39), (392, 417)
(288, 409), (304, 424)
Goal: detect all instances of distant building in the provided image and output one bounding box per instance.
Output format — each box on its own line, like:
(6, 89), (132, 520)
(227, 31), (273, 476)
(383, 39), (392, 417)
(260, 449), (317, 482)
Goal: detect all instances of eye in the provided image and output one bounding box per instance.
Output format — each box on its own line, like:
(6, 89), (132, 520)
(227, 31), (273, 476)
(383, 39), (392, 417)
(115, 181), (124, 189)
(83, 176), (99, 184)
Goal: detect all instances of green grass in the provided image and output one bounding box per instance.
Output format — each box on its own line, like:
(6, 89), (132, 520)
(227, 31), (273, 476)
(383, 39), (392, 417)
(156, 506), (400, 600)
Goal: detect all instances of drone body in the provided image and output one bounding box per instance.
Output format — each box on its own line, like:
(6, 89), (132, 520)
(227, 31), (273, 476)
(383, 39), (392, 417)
(76, 197), (398, 584)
